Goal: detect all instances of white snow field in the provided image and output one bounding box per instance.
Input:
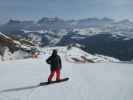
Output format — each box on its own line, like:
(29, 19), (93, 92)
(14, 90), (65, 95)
(0, 47), (133, 100)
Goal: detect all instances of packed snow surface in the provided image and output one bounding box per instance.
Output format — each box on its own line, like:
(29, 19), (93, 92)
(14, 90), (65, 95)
(0, 57), (133, 100)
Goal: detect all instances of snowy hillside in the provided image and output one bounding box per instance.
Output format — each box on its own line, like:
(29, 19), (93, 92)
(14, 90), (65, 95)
(0, 57), (133, 100)
(0, 32), (37, 61)
(0, 32), (12, 39)
(0, 32), (21, 46)
(0, 46), (119, 63)
(41, 46), (119, 63)
(0, 32), (34, 49)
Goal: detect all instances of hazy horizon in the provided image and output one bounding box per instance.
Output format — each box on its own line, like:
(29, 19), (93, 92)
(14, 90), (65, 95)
(0, 0), (133, 24)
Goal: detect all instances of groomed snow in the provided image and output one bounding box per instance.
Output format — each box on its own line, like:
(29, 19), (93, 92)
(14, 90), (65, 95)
(0, 58), (133, 100)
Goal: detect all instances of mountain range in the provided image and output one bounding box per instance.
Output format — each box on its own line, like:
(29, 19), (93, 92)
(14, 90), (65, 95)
(0, 17), (133, 61)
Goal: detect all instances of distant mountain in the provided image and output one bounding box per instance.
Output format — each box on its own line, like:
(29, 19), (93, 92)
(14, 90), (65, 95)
(0, 17), (115, 32)
(37, 17), (72, 31)
(0, 17), (133, 61)
(74, 18), (114, 28)
(57, 32), (133, 61)
(0, 19), (35, 32)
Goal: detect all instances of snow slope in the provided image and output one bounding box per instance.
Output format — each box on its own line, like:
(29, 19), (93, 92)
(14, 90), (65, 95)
(41, 46), (119, 63)
(0, 32), (12, 40)
(0, 32), (21, 46)
(0, 56), (133, 100)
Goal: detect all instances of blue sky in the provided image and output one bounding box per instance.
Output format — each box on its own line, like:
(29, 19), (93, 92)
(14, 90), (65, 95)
(0, 0), (133, 23)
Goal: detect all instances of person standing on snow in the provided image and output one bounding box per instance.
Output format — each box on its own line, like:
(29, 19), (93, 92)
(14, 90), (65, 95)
(46, 49), (62, 82)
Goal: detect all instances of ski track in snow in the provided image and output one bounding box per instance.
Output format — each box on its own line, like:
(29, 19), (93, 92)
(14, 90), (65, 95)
(0, 58), (133, 100)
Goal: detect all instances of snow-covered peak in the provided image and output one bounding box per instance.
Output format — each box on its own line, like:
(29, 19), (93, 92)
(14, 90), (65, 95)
(21, 29), (45, 34)
(73, 27), (102, 36)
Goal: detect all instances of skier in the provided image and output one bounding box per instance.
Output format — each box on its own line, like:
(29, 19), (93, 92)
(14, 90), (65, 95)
(46, 49), (62, 82)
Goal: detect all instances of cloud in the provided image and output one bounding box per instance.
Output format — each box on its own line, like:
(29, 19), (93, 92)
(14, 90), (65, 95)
(0, 0), (133, 23)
